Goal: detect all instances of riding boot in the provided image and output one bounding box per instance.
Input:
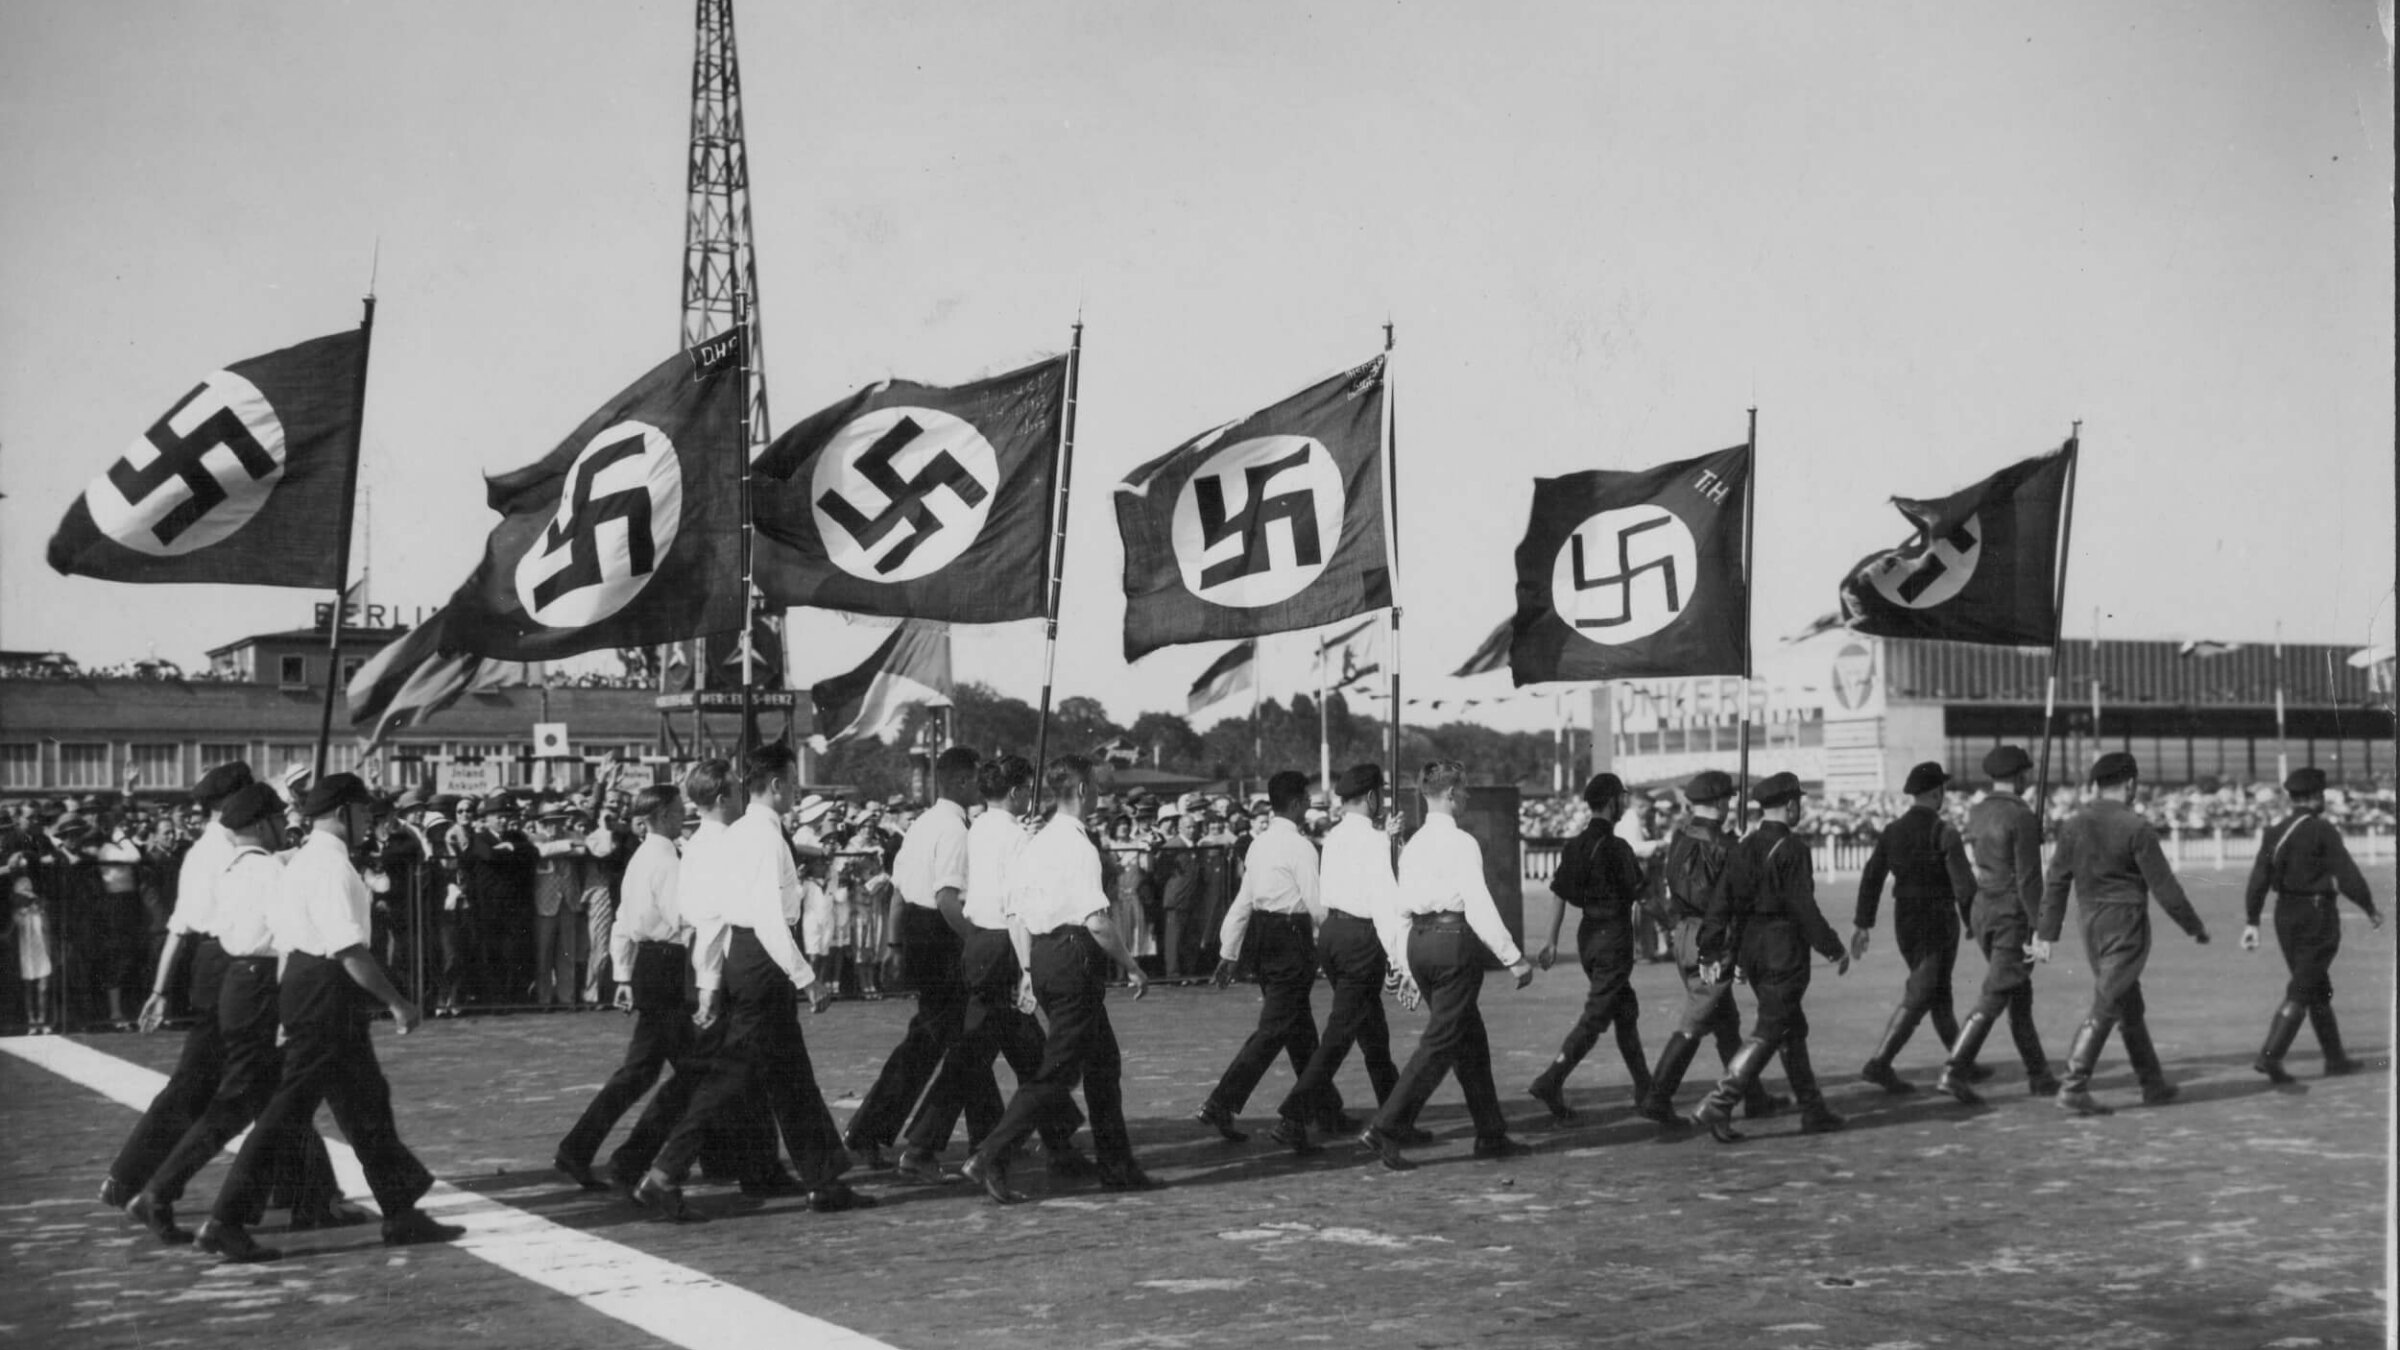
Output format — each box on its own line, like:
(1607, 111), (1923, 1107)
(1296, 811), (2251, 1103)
(2120, 1013), (2175, 1105)
(2055, 1018), (2116, 1116)
(1859, 1003), (1925, 1094)
(1783, 1035), (1844, 1133)
(1928, 1001), (1961, 1054)
(1935, 1007), (1996, 1105)
(2252, 999), (2308, 1084)
(1694, 1038), (1775, 1144)
(2006, 992), (2058, 1095)
(1640, 1031), (1699, 1124)
(1614, 1016), (1653, 1104)
(2306, 1002), (2362, 1075)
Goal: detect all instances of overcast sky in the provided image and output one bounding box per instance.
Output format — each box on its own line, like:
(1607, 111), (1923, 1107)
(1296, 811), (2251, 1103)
(2, 1), (2390, 732)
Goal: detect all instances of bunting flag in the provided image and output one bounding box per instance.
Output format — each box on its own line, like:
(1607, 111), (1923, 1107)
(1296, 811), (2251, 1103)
(1186, 638), (1257, 718)
(752, 355), (1066, 623)
(2178, 639), (2241, 659)
(441, 332), (747, 660)
(1834, 442), (2074, 648)
(1450, 618), (1514, 677)
(811, 619), (953, 745)
(1508, 444), (1752, 685)
(345, 608), (534, 750)
(1116, 356), (1390, 661)
(1313, 618), (1384, 691)
(48, 328), (367, 588)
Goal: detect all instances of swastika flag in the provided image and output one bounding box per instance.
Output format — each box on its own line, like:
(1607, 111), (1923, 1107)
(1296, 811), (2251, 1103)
(47, 328), (366, 588)
(439, 333), (747, 660)
(1116, 356), (1389, 661)
(1507, 443), (1751, 685)
(751, 355), (1067, 623)
(1833, 442), (2074, 648)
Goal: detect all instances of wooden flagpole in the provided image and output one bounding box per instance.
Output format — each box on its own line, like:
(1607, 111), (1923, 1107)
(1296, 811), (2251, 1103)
(1382, 322), (1402, 821)
(312, 293), (377, 781)
(1030, 318), (1084, 811)
(735, 287), (760, 757)
(2030, 423), (2083, 840)
(1734, 406), (1757, 833)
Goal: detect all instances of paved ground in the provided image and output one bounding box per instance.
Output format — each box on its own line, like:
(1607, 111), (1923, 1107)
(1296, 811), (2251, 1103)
(3, 867), (2392, 1350)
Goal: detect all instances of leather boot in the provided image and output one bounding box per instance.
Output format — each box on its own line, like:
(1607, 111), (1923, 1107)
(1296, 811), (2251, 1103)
(2055, 1018), (2115, 1116)
(2121, 1014), (2176, 1105)
(1859, 1004), (1925, 1094)
(1639, 1031), (1699, 1126)
(2252, 999), (2308, 1084)
(1526, 1065), (1575, 1125)
(2007, 994), (2058, 1095)
(1615, 1016), (1653, 1105)
(1928, 1002), (1961, 1054)
(1935, 1007), (1996, 1105)
(1694, 1038), (1775, 1144)
(1784, 1035), (1845, 1133)
(2307, 1003), (2362, 1075)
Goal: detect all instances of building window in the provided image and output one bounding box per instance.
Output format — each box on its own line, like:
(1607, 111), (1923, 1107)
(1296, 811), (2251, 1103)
(341, 658), (364, 685)
(58, 743), (113, 789)
(199, 743), (248, 775)
(129, 744), (184, 790)
(279, 655), (308, 686)
(268, 744), (315, 782)
(0, 744), (39, 790)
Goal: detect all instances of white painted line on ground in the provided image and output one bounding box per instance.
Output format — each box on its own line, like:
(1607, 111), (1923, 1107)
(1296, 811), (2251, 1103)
(1, 1035), (900, 1350)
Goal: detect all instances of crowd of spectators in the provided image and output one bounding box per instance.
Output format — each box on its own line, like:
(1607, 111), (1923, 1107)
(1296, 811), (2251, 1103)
(0, 657), (246, 682)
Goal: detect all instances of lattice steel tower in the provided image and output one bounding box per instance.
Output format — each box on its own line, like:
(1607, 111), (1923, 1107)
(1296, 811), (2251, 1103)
(682, 0), (769, 451)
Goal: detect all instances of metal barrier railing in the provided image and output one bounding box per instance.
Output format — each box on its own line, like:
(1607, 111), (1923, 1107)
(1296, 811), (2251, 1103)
(1519, 827), (2397, 882)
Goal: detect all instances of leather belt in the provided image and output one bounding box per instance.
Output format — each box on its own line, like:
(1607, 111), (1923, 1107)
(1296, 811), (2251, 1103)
(1409, 913), (1466, 930)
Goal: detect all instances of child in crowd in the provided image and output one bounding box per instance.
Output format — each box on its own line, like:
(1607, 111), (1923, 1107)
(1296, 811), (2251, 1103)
(11, 870), (54, 1034)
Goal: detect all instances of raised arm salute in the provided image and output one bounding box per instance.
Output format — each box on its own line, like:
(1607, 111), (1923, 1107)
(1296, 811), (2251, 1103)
(2244, 766), (2381, 1083)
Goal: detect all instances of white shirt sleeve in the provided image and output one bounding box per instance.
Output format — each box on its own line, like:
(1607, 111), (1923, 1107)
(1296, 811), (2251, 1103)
(744, 813), (813, 992)
(1451, 831), (1521, 968)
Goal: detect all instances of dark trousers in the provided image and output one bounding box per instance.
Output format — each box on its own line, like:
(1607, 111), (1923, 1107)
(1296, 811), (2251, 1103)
(1371, 923), (1508, 1143)
(558, 942), (702, 1175)
(1669, 917), (1747, 1057)
(110, 940), (228, 1190)
(433, 909), (466, 1008)
(1276, 911), (1398, 1122)
(145, 958), (338, 1208)
(904, 928), (1078, 1155)
(1893, 908), (1961, 1019)
(972, 930), (1134, 1169)
(1207, 913), (1330, 1116)
(848, 907), (969, 1149)
(210, 954), (434, 1226)
(1964, 905), (2047, 1069)
(1738, 918), (1818, 1047)
(2274, 895), (2342, 1006)
(1535, 914), (1641, 1084)
(2078, 902), (2152, 1023)
(651, 929), (849, 1188)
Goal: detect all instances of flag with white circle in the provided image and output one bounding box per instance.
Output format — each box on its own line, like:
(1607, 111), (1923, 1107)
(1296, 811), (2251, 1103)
(1833, 442), (2074, 647)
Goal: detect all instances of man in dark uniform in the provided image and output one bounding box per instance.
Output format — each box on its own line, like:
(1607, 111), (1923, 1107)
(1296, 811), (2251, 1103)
(1526, 772), (1650, 1124)
(1849, 761), (1978, 1094)
(1935, 745), (2059, 1102)
(1637, 769), (1785, 1128)
(2244, 765), (2382, 1082)
(2035, 751), (2211, 1115)
(1693, 772), (1851, 1143)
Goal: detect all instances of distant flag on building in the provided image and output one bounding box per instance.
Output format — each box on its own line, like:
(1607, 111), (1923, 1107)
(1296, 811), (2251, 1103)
(811, 619), (953, 745)
(48, 327), (368, 588)
(752, 355), (1067, 623)
(1313, 618), (1384, 692)
(706, 600), (786, 687)
(2178, 639), (2242, 658)
(1186, 638), (1257, 718)
(1833, 442), (2075, 648)
(441, 332), (747, 660)
(1450, 618), (1514, 677)
(345, 607), (535, 751)
(1116, 356), (1390, 661)
(1507, 444), (1752, 685)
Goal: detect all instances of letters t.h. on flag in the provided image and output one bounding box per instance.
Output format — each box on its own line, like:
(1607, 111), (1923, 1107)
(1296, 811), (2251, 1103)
(48, 328), (367, 588)
(811, 620), (954, 745)
(440, 332), (747, 660)
(1115, 356), (1389, 661)
(1834, 442), (2074, 648)
(1186, 638), (1257, 719)
(1507, 444), (1752, 685)
(752, 355), (1067, 623)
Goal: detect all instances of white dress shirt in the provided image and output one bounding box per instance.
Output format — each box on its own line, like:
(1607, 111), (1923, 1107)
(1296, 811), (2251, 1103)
(214, 846), (284, 958)
(609, 832), (687, 976)
(1217, 816), (1324, 959)
(166, 823), (236, 939)
(893, 798), (970, 911)
(273, 831), (374, 959)
(685, 801), (813, 994)
(1397, 813), (1523, 968)
(964, 805), (1032, 930)
(1007, 814), (1112, 935)
(1320, 812), (1410, 967)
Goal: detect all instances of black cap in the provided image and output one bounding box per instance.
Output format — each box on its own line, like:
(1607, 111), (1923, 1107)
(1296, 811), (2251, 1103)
(1901, 762), (1949, 795)
(1681, 769), (1735, 805)
(192, 761), (256, 808)
(2284, 766), (2328, 796)
(299, 773), (374, 819)
(1582, 773), (1627, 809)
(1981, 744), (2033, 779)
(219, 784), (286, 831)
(2088, 751), (2139, 787)
(1333, 763), (1384, 801)
(1750, 771), (1804, 807)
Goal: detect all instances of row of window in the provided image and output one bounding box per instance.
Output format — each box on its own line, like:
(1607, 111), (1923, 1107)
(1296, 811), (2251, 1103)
(1612, 719), (1827, 758)
(1939, 734), (2386, 786)
(0, 741), (651, 794)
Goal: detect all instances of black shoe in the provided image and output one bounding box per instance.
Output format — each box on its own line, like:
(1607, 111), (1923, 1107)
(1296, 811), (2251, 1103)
(553, 1151), (609, 1192)
(2323, 1055), (2365, 1077)
(1527, 1077), (1577, 1125)
(961, 1154), (1025, 1206)
(1696, 1102), (1744, 1144)
(1799, 1105), (1847, 1135)
(2055, 1087), (2114, 1117)
(632, 1174), (704, 1223)
(289, 1199), (375, 1231)
(806, 1183), (877, 1213)
(2139, 1080), (2180, 1107)
(846, 1141), (890, 1171)
(1354, 1127), (1418, 1172)
(381, 1209), (466, 1247)
(894, 1149), (956, 1184)
(98, 1176), (129, 1210)
(1933, 1067), (1985, 1106)
(1194, 1100), (1248, 1142)
(1633, 1096), (1680, 1126)
(2026, 1070), (2062, 1097)
(127, 1193), (193, 1245)
(196, 1220), (281, 1264)
(1040, 1143), (1100, 1179)
(1097, 1163), (1163, 1191)
(1268, 1117), (1321, 1155)
(1385, 1123), (1438, 1147)
(1472, 1136), (1533, 1160)
(1860, 1061), (1917, 1095)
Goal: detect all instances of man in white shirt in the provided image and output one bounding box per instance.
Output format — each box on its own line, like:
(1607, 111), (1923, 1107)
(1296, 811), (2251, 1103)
(636, 745), (869, 1219)
(197, 774), (460, 1263)
(1357, 761), (1537, 1172)
(1266, 764), (1418, 1153)
(1196, 770), (1345, 1145)
(554, 784), (706, 1191)
(962, 756), (1154, 1206)
(845, 747), (981, 1168)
